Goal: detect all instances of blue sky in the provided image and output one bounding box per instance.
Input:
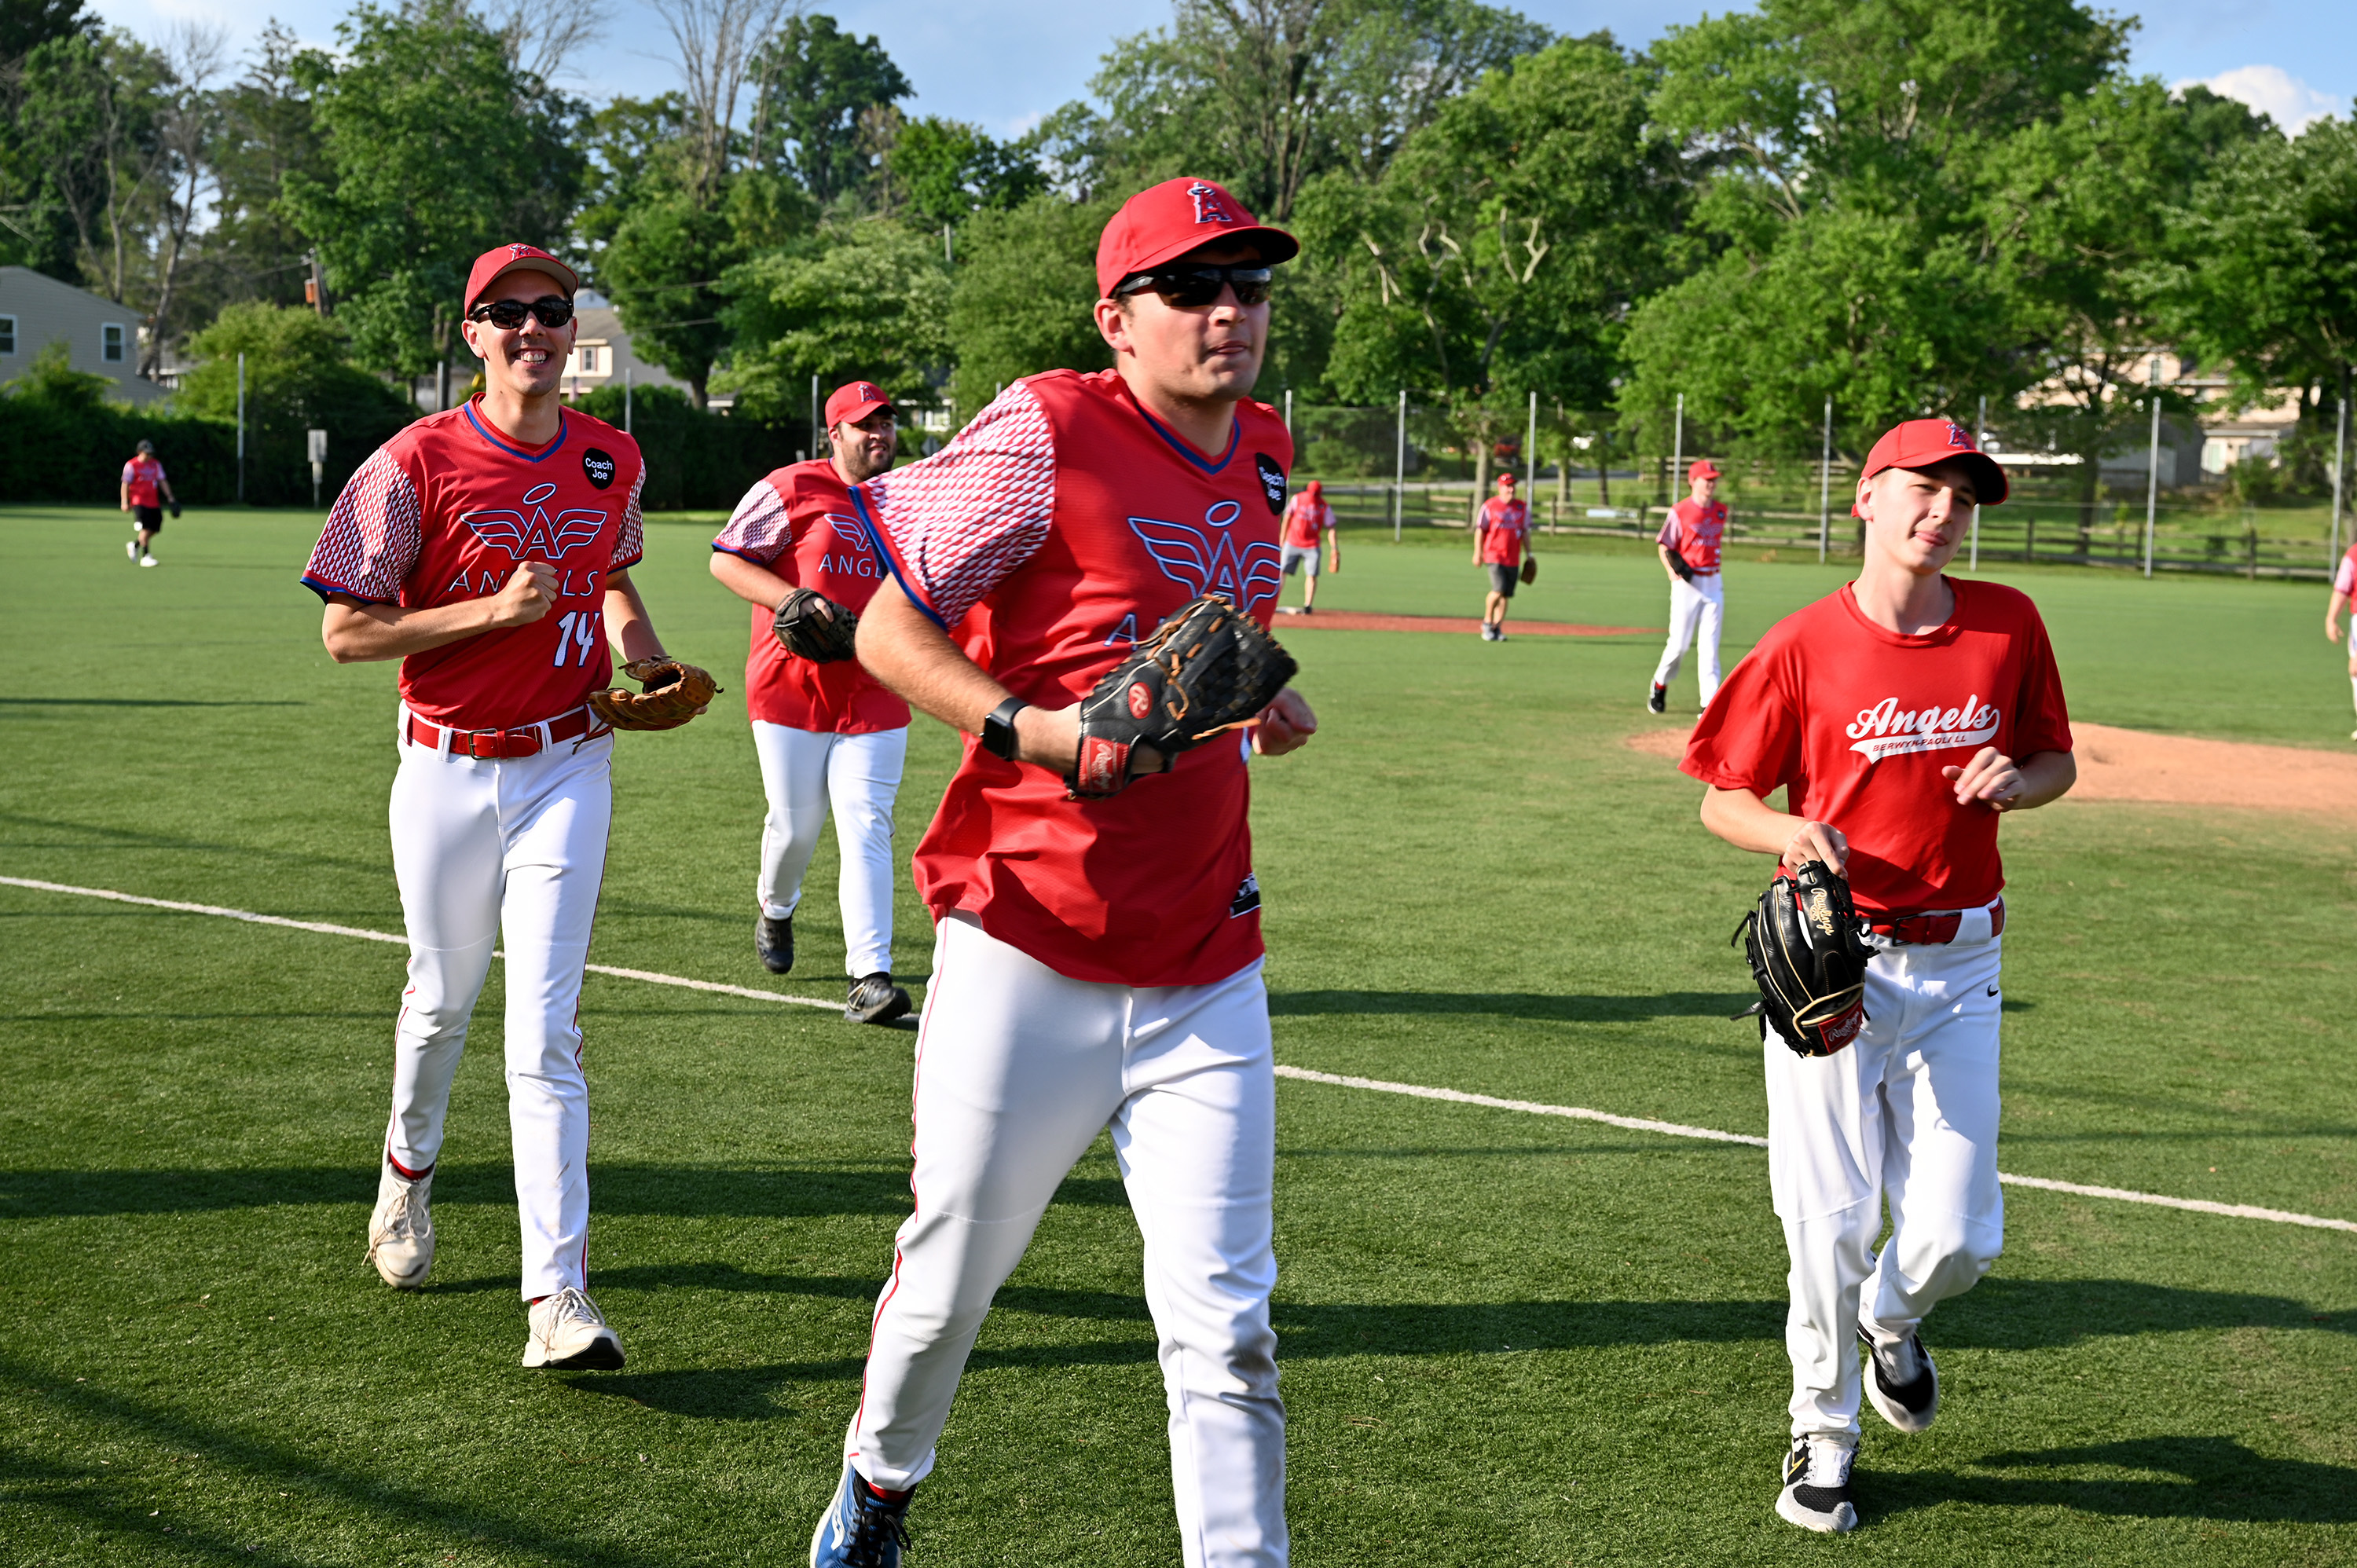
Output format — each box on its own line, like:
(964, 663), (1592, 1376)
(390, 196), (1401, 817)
(94, 0), (2357, 141)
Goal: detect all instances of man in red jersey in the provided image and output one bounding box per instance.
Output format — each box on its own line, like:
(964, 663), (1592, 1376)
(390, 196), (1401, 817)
(1648, 458), (1728, 713)
(302, 243), (710, 1370)
(711, 379), (913, 1023)
(1276, 476), (1337, 612)
(1682, 419), (2076, 1534)
(1472, 471), (1529, 640)
(2323, 538), (2357, 739)
(801, 178), (1317, 1568)
(119, 438), (177, 566)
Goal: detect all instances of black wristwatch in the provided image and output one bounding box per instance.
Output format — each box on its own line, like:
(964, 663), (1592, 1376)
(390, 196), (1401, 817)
(981, 697), (1028, 761)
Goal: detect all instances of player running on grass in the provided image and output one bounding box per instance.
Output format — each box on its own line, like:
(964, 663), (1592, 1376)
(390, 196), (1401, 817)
(302, 243), (713, 1371)
(2322, 539), (2357, 739)
(808, 176), (1317, 1568)
(120, 438), (177, 567)
(1277, 477), (1338, 613)
(1681, 419), (2076, 1533)
(1648, 458), (1726, 713)
(1472, 471), (1530, 641)
(710, 379), (915, 1024)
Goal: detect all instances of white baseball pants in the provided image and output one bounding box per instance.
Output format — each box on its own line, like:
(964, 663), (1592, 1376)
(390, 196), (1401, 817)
(383, 713), (612, 1302)
(750, 720), (906, 977)
(1651, 572), (1725, 705)
(850, 913), (1287, 1567)
(1763, 919), (2004, 1438)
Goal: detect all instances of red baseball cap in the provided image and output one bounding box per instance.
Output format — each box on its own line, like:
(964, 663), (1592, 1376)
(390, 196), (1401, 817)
(1687, 458), (1722, 482)
(1303, 479), (1322, 497)
(1853, 418), (2009, 515)
(464, 243), (577, 310)
(824, 380), (893, 428)
(1095, 178), (1300, 299)
(1496, 471), (1518, 487)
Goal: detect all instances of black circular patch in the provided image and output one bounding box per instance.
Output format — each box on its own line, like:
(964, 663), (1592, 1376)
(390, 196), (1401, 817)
(581, 448), (616, 490)
(1254, 452), (1286, 516)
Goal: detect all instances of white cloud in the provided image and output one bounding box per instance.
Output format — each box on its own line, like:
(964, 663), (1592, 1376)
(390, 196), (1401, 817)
(2172, 64), (2345, 134)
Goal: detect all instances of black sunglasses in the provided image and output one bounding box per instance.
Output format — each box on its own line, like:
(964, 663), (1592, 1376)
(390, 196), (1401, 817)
(1116, 265), (1274, 309)
(467, 295), (574, 330)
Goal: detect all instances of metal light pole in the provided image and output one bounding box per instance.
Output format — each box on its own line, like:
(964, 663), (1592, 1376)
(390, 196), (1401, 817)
(811, 373), (821, 458)
(1672, 392), (1684, 503)
(235, 352), (246, 504)
(2333, 365), (2350, 563)
(1973, 394), (1985, 571)
(625, 368), (633, 435)
(944, 224), (953, 266)
(1394, 389), (1407, 543)
(1284, 387), (1292, 434)
(1818, 395), (1831, 563)
(1525, 388), (1539, 508)
(2143, 357), (2162, 579)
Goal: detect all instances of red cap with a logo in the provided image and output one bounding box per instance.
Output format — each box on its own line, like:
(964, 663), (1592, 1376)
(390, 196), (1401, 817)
(1095, 178), (1300, 299)
(1854, 418), (2009, 515)
(1687, 458), (1722, 482)
(1496, 471), (1518, 488)
(464, 243), (578, 310)
(824, 381), (893, 428)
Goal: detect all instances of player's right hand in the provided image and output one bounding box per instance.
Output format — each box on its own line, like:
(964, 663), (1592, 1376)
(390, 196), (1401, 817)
(1781, 820), (1849, 875)
(489, 561), (559, 627)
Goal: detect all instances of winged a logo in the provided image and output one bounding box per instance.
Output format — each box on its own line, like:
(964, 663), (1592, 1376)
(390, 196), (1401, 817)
(1127, 499), (1282, 614)
(462, 480), (607, 560)
(827, 511), (874, 548)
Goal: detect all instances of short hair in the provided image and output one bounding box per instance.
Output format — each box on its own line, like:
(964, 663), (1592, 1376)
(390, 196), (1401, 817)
(136, 438), (155, 453)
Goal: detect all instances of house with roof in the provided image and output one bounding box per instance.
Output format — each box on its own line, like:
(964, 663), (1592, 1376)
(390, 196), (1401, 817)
(0, 266), (168, 405)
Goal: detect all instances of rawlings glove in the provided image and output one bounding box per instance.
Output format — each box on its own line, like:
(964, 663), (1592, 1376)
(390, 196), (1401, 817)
(588, 657), (720, 732)
(1068, 594), (1297, 798)
(1519, 556), (1538, 586)
(772, 588), (860, 663)
(1668, 551), (1695, 583)
(1732, 860), (1873, 1057)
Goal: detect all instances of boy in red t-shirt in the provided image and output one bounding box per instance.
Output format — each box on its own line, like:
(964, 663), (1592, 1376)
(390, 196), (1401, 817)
(1472, 471), (1529, 640)
(1682, 419), (2076, 1535)
(711, 381), (914, 1024)
(119, 439), (177, 566)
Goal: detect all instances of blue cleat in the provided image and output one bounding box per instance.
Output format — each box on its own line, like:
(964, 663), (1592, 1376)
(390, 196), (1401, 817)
(809, 1459), (914, 1567)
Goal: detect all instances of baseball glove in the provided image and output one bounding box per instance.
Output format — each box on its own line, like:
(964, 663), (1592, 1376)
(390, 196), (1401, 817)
(169, 502), (181, 519)
(588, 657), (720, 732)
(1732, 860), (1873, 1057)
(772, 588), (860, 663)
(1067, 594), (1297, 798)
(1519, 555), (1538, 586)
(1668, 551), (1695, 583)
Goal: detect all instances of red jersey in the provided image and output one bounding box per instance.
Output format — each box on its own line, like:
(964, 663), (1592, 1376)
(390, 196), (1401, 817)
(1281, 494), (1333, 548)
(1681, 578), (2072, 916)
(712, 461), (910, 735)
(301, 400), (645, 731)
(857, 368), (1292, 987)
(2336, 546), (2357, 597)
(1476, 497), (1529, 566)
(1658, 498), (1728, 575)
(122, 456), (166, 507)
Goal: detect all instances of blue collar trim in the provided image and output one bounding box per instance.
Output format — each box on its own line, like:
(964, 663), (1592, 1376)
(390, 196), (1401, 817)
(1136, 405), (1237, 474)
(464, 401), (567, 463)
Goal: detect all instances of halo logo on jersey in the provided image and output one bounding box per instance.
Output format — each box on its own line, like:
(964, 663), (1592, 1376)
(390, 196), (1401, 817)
(581, 448), (616, 489)
(1255, 454), (1286, 516)
(1128, 500), (1284, 616)
(1846, 693), (2001, 763)
(462, 481), (607, 560)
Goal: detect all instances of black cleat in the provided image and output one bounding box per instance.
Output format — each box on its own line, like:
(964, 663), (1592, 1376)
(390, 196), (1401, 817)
(1646, 683), (1667, 714)
(1858, 1325), (1939, 1433)
(1776, 1435), (1858, 1533)
(756, 913), (794, 975)
(845, 973), (911, 1026)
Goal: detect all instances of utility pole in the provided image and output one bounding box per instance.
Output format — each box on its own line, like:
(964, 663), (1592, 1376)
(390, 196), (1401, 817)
(1394, 389), (1407, 543)
(1973, 394), (1985, 571)
(625, 368), (633, 435)
(1284, 387), (1292, 435)
(1672, 391), (1684, 504)
(944, 224), (953, 266)
(1818, 395), (1832, 563)
(810, 372), (820, 459)
(2334, 364), (2350, 564)
(2143, 357), (2162, 579)
(1524, 389), (1539, 523)
(235, 353), (246, 504)
(305, 250), (329, 316)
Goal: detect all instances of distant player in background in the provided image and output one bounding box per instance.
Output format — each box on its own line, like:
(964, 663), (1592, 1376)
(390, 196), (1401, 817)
(1684, 419), (2074, 1534)
(120, 438), (177, 567)
(1648, 458), (1727, 714)
(1472, 471), (1529, 641)
(1277, 478), (1338, 613)
(2322, 540), (2357, 739)
(709, 380), (914, 1024)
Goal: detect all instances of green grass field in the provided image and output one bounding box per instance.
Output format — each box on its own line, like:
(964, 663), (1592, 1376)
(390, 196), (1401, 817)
(3, 503), (2353, 1566)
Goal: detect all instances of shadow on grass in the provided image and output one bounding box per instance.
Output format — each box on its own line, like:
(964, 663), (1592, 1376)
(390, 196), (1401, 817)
(1935, 1275), (2355, 1348)
(1269, 990), (1759, 1022)
(1873, 1436), (2357, 1524)
(0, 698), (310, 708)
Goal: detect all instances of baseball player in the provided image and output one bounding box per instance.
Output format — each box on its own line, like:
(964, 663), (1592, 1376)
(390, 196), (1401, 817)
(120, 438), (177, 566)
(302, 243), (712, 1370)
(1472, 471), (1529, 641)
(1648, 458), (1727, 713)
(805, 176), (1317, 1568)
(1682, 419), (2075, 1533)
(1277, 477), (1338, 612)
(711, 380), (914, 1024)
(2322, 540), (2357, 739)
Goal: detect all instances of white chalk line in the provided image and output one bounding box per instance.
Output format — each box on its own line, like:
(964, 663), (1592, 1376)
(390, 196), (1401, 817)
(7, 874), (2351, 1235)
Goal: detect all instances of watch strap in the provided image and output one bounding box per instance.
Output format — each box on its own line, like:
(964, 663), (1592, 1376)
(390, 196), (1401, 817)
(981, 697), (1028, 761)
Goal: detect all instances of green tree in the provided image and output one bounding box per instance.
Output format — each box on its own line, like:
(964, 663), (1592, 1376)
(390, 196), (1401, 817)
(748, 13), (911, 206)
(943, 192), (1118, 416)
(282, 0), (585, 386)
(15, 27), (170, 302)
(716, 221), (951, 423)
(175, 299), (415, 449)
(888, 117), (1046, 230)
(200, 23), (328, 313)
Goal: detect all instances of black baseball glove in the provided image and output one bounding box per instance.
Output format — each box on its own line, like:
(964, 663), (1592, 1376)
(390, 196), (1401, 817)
(1667, 550), (1695, 583)
(772, 588), (860, 663)
(1732, 860), (1874, 1057)
(1068, 594), (1297, 798)
(169, 502), (181, 519)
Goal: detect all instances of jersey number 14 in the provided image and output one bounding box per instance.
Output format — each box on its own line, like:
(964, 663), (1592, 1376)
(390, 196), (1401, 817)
(552, 609), (603, 666)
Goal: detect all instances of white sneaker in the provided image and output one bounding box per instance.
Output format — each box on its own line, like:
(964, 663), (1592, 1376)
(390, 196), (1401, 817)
(522, 1286), (625, 1370)
(140, 555), (158, 567)
(1776, 1434), (1859, 1533)
(126, 540), (138, 561)
(365, 1159), (434, 1288)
